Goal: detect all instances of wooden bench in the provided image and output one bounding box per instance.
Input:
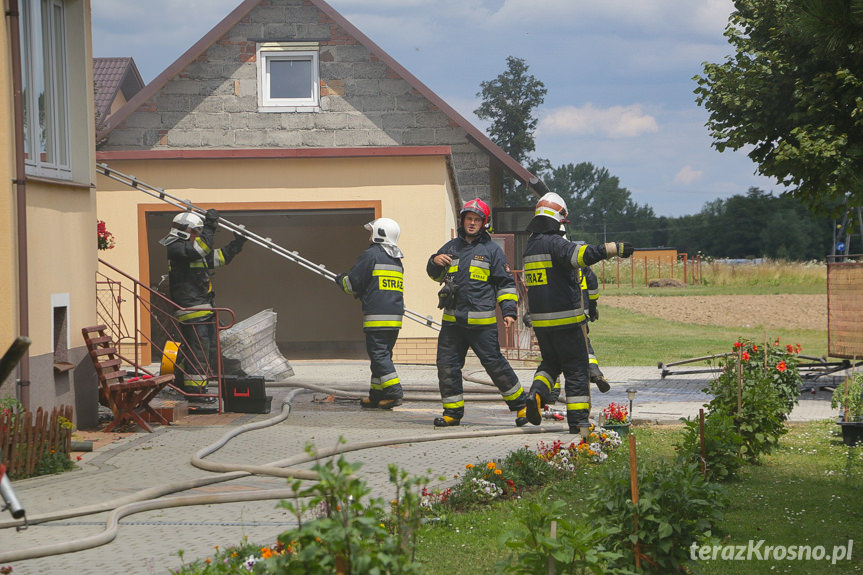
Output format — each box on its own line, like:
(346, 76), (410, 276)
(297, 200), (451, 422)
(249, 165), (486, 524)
(81, 325), (173, 433)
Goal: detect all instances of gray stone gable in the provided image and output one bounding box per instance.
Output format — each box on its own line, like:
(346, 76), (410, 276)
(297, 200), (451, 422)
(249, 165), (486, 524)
(100, 0), (497, 202)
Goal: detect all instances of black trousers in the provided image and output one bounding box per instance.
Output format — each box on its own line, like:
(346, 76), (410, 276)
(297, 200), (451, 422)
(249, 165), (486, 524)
(436, 324), (525, 419)
(529, 325), (591, 427)
(177, 314), (216, 390)
(365, 330), (403, 401)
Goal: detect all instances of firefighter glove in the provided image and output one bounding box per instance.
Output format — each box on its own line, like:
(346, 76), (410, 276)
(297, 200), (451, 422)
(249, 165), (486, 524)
(437, 278), (459, 309)
(602, 241), (634, 259)
(523, 313), (533, 328)
(232, 231), (247, 245)
(204, 209), (220, 226)
(335, 273), (347, 290)
(588, 301), (598, 322)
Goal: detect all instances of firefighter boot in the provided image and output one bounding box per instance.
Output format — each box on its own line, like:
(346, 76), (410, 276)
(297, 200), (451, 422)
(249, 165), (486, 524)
(361, 397), (404, 409)
(589, 364), (610, 393)
(433, 415), (461, 427)
(525, 392), (543, 426)
(515, 407), (528, 427)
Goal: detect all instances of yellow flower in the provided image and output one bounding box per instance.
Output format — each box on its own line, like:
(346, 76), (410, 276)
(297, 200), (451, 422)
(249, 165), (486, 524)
(261, 547), (274, 559)
(466, 463), (474, 469)
(494, 469), (502, 475)
(486, 462), (496, 470)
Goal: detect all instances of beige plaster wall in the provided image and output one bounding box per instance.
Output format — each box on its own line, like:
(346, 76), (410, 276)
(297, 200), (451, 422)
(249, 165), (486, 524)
(96, 155), (458, 348)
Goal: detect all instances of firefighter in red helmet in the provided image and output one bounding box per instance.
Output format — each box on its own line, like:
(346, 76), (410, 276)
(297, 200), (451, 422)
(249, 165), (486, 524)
(426, 198), (527, 427)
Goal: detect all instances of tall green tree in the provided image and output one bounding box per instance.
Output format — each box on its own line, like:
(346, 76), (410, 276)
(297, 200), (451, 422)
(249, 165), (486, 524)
(694, 0), (863, 217)
(475, 56), (547, 206)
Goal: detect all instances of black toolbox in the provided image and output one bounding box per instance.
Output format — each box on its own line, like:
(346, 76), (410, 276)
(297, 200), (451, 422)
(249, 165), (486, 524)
(221, 376), (272, 413)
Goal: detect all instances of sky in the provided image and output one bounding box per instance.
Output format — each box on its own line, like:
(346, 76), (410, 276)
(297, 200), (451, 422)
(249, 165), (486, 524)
(91, 0), (785, 217)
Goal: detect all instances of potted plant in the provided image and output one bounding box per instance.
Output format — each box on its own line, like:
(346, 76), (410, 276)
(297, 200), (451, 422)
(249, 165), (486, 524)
(599, 402), (630, 438)
(831, 372), (863, 446)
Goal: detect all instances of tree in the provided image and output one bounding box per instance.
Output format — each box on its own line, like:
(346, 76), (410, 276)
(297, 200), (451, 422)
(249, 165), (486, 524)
(475, 56), (547, 206)
(694, 0), (863, 217)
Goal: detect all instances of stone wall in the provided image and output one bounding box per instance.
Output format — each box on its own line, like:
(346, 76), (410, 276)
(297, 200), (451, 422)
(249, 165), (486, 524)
(101, 0), (494, 203)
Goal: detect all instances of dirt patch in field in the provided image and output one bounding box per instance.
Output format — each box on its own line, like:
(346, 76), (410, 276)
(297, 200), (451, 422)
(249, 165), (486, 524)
(601, 293), (826, 331)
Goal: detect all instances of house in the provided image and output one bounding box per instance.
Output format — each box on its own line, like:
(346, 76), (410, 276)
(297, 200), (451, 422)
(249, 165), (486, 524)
(1, 0), (100, 427)
(95, 0), (544, 363)
(93, 57), (145, 137)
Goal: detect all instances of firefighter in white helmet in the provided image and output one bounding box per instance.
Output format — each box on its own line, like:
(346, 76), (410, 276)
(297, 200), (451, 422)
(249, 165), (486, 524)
(161, 209), (245, 401)
(522, 192), (632, 432)
(335, 217), (405, 409)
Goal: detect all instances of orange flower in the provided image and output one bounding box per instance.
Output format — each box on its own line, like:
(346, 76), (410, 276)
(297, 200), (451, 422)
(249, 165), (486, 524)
(486, 462), (496, 470)
(776, 361), (787, 372)
(465, 463), (474, 469)
(261, 547), (274, 559)
(741, 352), (750, 361)
(494, 469), (502, 475)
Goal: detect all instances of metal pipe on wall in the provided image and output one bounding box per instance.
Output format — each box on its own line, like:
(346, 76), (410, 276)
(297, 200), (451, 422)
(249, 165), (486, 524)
(7, 0), (31, 409)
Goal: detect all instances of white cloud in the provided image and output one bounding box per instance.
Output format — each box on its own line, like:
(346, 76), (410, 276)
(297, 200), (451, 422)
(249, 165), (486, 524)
(538, 104), (659, 139)
(674, 165), (704, 185)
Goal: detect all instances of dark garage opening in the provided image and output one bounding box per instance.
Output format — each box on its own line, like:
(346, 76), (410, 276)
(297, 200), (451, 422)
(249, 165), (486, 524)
(146, 207), (374, 360)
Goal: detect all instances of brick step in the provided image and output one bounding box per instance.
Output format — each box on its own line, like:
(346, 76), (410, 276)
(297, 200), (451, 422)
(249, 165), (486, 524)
(143, 399), (189, 423)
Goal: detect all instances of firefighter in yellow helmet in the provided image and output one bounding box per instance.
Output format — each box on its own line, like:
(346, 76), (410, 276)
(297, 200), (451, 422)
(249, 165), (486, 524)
(522, 192), (632, 432)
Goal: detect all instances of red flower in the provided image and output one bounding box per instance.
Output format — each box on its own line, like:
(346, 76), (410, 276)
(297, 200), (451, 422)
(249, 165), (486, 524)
(776, 361), (787, 372)
(733, 342), (742, 349)
(786, 344), (794, 353)
(741, 352), (750, 361)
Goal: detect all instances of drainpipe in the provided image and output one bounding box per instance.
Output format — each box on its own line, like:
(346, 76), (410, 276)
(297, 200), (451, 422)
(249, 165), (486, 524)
(7, 0), (31, 410)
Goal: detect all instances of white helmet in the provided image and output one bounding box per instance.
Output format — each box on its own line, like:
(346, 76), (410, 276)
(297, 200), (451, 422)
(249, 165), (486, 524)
(534, 192), (569, 224)
(159, 212), (204, 246)
(364, 217), (403, 258)
(172, 211), (204, 232)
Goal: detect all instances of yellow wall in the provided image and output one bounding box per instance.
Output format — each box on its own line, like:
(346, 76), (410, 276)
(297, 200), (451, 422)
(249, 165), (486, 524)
(96, 155), (458, 345)
(0, 3), (16, 347)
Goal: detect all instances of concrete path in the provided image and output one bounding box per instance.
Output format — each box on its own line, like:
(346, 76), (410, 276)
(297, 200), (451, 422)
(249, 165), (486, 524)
(0, 361), (841, 574)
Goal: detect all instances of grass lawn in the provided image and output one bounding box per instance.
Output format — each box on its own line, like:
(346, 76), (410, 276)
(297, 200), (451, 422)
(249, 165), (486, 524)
(414, 421), (863, 575)
(589, 306), (828, 367)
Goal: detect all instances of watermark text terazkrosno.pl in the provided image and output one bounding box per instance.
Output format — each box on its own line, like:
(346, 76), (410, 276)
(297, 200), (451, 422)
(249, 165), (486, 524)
(690, 540), (853, 564)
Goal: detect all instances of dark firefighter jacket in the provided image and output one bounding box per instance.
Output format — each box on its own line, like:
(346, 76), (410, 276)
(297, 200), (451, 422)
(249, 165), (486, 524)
(426, 228), (518, 328)
(338, 244), (405, 331)
(167, 223), (244, 321)
(523, 232), (610, 331)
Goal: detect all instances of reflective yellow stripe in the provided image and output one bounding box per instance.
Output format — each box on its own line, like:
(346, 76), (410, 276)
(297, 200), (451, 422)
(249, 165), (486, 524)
(364, 320), (403, 328)
(177, 310), (214, 322)
(467, 316), (497, 325)
(503, 387), (524, 402)
(497, 293), (518, 302)
(535, 374), (553, 391)
(533, 314), (584, 328)
(524, 260), (552, 270)
(575, 244), (588, 268)
(442, 313), (456, 322)
(567, 402), (590, 411)
(380, 377), (401, 389)
(443, 399), (464, 409)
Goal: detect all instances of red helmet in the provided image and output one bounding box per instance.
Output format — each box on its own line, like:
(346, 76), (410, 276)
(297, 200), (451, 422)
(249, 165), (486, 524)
(460, 198), (490, 228)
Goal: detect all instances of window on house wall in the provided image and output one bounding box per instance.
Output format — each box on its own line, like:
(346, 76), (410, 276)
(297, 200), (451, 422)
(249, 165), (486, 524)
(20, 0), (71, 179)
(257, 42), (320, 111)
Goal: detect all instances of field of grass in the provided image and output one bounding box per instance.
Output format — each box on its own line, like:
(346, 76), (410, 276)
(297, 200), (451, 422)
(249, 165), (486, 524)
(414, 422), (863, 575)
(581, 259), (830, 366)
(590, 306), (828, 366)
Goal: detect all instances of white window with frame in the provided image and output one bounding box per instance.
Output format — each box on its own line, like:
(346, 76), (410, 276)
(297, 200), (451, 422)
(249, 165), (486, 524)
(257, 42), (320, 112)
(20, 0), (71, 179)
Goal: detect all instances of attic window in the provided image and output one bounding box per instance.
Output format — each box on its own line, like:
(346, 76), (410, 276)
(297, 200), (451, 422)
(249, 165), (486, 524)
(257, 42), (320, 111)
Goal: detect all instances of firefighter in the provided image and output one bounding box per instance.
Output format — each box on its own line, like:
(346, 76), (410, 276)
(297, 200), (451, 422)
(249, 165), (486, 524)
(426, 198), (527, 427)
(335, 218), (405, 409)
(160, 209), (245, 401)
(522, 192), (632, 432)
(581, 263), (610, 391)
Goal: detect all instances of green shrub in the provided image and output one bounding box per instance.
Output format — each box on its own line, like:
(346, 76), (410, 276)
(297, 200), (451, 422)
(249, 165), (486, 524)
(499, 446), (553, 488)
(704, 338), (802, 461)
(675, 412), (745, 482)
(588, 460), (726, 574)
(497, 495), (628, 575)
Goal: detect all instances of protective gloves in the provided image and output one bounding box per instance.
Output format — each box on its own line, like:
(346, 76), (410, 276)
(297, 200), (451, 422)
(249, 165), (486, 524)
(602, 242), (634, 259)
(204, 209), (221, 227)
(588, 301), (598, 322)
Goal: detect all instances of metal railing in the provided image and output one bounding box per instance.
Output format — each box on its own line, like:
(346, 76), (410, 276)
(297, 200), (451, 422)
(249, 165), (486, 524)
(96, 259), (235, 409)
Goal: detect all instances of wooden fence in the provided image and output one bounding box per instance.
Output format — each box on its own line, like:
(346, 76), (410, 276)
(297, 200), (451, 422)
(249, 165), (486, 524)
(0, 405), (73, 478)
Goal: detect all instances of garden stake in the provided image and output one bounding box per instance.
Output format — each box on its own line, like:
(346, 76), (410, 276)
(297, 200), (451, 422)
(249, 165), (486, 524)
(547, 520), (557, 575)
(699, 408), (706, 476)
(843, 372), (850, 423)
(628, 432), (641, 570)
(736, 347), (743, 415)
